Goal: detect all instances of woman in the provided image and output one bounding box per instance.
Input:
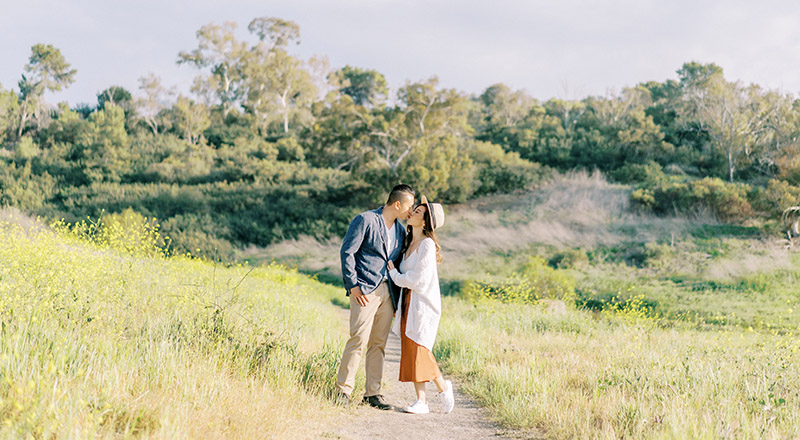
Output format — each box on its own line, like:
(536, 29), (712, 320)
(387, 195), (455, 415)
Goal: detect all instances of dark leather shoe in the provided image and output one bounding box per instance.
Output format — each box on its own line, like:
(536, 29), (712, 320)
(362, 394), (392, 410)
(335, 391), (351, 407)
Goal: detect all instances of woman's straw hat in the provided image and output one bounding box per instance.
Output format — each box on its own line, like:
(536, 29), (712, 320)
(420, 195), (445, 230)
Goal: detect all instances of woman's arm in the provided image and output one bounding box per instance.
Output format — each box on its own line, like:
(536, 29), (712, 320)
(389, 240), (436, 292)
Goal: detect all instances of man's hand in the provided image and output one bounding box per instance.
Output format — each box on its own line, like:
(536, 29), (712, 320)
(387, 260), (395, 271)
(350, 286), (369, 307)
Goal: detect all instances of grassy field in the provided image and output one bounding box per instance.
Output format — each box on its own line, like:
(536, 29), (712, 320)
(435, 298), (800, 439)
(5, 171), (800, 438)
(0, 211), (349, 439)
(246, 171), (800, 438)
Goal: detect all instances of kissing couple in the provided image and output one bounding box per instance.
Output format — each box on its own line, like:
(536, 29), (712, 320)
(335, 184), (454, 415)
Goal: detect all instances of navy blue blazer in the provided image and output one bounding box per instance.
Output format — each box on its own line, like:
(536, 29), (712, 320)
(340, 207), (406, 311)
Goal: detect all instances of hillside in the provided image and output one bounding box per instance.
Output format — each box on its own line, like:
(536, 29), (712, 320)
(251, 171), (798, 328)
(0, 211), (348, 438)
(4, 172), (800, 438)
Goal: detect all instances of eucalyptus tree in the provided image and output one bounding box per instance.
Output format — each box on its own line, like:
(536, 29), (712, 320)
(241, 17), (316, 134)
(361, 77), (471, 176)
(475, 83), (536, 154)
(586, 87), (673, 167)
(97, 85), (137, 130)
(683, 72), (775, 182)
(329, 65), (388, 107)
(351, 77), (476, 200)
(17, 43), (76, 137)
(136, 73), (174, 135)
(243, 49), (316, 134)
(746, 90), (800, 180)
(178, 22), (247, 116)
(170, 96), (211, 145)
(97, 86), (132, 109)
(303, 93), (372, 170)
(479, 83), (535, 130)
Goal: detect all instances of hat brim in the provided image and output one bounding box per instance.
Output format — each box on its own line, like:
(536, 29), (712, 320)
(420, 195), (438, 230)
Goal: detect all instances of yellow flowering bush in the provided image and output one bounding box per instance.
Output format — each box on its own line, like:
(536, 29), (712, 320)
(0, 218), (346, 438)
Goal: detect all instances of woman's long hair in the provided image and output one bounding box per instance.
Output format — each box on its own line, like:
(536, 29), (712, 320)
(401, 205), (443, 264)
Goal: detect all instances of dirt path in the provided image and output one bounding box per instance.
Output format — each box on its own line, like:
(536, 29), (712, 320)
(324, 311), (512, 439)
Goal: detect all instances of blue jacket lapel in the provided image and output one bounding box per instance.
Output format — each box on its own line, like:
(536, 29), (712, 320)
(374, 208), (389, 258)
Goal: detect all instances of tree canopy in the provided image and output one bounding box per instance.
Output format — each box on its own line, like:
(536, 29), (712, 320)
(1, 18), (799, 259)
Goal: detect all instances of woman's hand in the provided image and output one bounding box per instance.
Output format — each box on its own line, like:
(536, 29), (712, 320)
(387, 260), (395, 271)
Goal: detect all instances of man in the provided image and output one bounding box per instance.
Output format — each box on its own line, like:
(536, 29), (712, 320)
(336, 184), (415, 409)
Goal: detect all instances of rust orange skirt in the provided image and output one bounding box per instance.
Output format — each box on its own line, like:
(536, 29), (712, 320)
(398, 289), (442, 383)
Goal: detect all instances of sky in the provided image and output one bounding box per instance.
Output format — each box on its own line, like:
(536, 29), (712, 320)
(2, 0), (800, 106)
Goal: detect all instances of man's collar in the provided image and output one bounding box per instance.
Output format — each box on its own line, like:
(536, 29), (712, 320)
(379, 206), (396, 228)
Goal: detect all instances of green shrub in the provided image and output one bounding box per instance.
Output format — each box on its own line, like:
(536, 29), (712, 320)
(646, 177), (753, 222)
(630, 188), (655, 210)
(642, 242), (674, 268)
(0, 161), (57, 211)
(610, 161), (666, 185)
(42, 168), (370, 258)
(548, 248), (588, 269)
(750, 179), (800, 217)
(160, 213), (236, 260)
(463, 256), (575, 304)
(470, 141), (549, 196)
(14, 136), (40, 161)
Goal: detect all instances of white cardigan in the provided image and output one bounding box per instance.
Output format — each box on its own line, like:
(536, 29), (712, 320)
(389, 237), (442, 351)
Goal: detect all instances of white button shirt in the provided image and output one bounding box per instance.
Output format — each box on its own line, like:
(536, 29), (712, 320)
(384, 221), (395, 280)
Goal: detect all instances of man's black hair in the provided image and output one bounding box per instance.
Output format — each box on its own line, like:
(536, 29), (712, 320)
(386, 184), (415, 205)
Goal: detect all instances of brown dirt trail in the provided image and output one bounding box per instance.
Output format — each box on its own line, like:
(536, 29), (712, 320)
(323, 310), (516, 439)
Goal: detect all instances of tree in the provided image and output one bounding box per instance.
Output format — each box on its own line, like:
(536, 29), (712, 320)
(749, 91), (800, 181)
(178, 22), (246, 116)
(363, 77), (472, 179)
(269, 52), (316, 133)
(97, 85), (136, 130)
(242, 51), (316, 134)
(136, 73), (173, 134)
(0, 84), (19, 146)
(241, 17), (315, 134)
(304, 93), (372, 170)
(78, 103), (130, 182)
(97, 86), (132, 109)
(16, 44), (76, 137)
(475, 83), (536, 154)
(677, 61), (724, 90)
(584, 87), (673, 167)
(247, 17), (300, 50)
(329, 65), (388, 107)
(684, 76), (775, 182)
(479, 83), (534, 130)
(170, 96), (211, 145)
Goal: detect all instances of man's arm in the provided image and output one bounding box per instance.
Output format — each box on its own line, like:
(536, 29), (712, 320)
(340, 214), (367, 292)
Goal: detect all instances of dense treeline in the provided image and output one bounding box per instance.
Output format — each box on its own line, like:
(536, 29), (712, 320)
(1, 17), (799, 258)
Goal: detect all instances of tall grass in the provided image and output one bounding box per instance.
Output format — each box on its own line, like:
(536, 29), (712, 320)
(0, 218), (347, 438)
(435, 298), (800, 439)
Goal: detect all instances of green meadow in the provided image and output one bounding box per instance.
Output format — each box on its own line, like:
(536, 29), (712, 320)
(258, 172), (800, 439)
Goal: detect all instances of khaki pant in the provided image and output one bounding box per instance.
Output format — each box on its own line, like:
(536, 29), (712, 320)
(336, 281), (394, 397)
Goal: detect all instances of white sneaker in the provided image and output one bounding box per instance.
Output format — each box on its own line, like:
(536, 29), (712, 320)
(403, 399), (430, 414)
(439, 380), (455, 414)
